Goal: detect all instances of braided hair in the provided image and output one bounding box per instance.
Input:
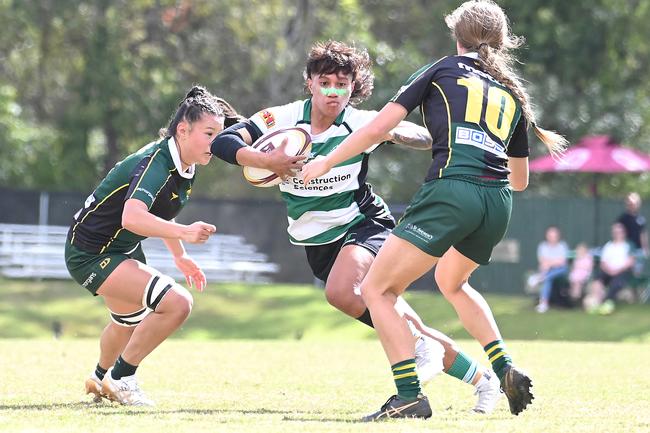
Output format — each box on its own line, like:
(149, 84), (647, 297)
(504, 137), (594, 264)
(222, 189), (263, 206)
(445, 0), (567, 157)
(160, 86), (243, 137)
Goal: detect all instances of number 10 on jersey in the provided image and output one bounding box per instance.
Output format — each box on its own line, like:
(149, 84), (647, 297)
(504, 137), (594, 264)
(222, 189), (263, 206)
(457, 77), (516, 141)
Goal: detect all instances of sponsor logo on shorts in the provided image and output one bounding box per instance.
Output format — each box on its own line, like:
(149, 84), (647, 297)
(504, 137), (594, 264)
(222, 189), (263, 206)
(260, 110), (275, 128)
(135, 187), (155, 202)
(404, 223), (434, 241)
(171, 192), (179, 200)
(82, 272), (97, 288)
(99, 258), (111, 269)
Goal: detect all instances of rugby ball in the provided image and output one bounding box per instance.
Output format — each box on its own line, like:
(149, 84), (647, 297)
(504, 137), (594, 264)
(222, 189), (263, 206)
(243, 127), (312, 187)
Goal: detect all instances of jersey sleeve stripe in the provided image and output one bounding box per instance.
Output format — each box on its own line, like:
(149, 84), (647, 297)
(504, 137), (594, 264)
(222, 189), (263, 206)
(430, 81), (453, 177)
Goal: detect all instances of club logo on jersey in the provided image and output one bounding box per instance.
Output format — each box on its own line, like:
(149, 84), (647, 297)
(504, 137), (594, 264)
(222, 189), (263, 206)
(99, 258), (111, 269)
(259, 110), (275, 128)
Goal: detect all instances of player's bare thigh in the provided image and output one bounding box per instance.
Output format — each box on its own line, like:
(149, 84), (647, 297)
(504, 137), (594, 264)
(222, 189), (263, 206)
(360, 234), (439, 300)
(97, 259), (161, 313)
(434, 246), (480, 295)
(325, 244), (375, 316)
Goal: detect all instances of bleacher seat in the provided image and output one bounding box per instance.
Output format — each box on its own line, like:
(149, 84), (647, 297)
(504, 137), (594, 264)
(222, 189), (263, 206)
(0, 224), (278, 283)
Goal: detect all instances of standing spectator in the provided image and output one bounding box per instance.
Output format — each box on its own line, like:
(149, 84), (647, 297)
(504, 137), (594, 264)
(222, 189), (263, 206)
(584, 223), (635, 314)
(617, 192), (648, 268)
(535, 226), (569, 313)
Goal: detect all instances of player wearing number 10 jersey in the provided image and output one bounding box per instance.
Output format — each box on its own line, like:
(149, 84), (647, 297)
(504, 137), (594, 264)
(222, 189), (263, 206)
(301, 0), (567, 420)
(392, 53), (528, 182)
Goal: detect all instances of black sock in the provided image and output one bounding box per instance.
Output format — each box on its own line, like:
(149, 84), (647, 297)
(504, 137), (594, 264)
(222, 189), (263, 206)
(95, 364), (108, 381)
(356, 308), (374, 328)
(111, 355), (138, 380)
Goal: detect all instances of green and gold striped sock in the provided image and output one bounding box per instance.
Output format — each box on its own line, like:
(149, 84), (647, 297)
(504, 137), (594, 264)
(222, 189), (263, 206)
(484, 339), (512, 381)
(392, 358), (420, 400)
(446, 351), (479, 384)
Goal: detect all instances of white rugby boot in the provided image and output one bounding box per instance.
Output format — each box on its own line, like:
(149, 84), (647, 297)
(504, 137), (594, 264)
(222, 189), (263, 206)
(472, 370), (503, 414)
(101, 368), (155, 406)
(414, 335), (445, 385)
(84, 372), (104, 403)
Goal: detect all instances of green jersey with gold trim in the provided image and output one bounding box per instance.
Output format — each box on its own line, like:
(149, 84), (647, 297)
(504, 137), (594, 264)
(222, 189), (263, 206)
(69, 137), (195, 254)
(392, 53), (529, 182)
(250, 99), (392, 246)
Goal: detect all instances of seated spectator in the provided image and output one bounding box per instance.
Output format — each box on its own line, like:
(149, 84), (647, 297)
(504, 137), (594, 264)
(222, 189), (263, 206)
(535, 226), (569, 313)
(568, 243), (593, 302)
(584, 223), (635, 314)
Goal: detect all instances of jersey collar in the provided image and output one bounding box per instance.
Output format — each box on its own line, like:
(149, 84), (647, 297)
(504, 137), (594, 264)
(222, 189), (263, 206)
(302, 98), (347, 126)
(461, 52), (479, 59)
(167, 137), (195, 179)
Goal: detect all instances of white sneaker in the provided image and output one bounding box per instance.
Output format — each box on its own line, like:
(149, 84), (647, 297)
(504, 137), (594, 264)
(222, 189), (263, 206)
(472, 370), (502, 414)
(414, 336), (444, 385)
(101, 368), (155, 406)
(535, 302), (549, 313)
(84, 372), (104, 403)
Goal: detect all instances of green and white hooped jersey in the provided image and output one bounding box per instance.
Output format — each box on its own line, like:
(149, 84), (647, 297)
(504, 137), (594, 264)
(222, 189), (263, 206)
(250, 99), (391, 246)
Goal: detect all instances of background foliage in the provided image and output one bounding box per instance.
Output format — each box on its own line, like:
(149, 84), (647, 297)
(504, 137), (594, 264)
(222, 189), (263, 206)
(2, 0), (650, 201)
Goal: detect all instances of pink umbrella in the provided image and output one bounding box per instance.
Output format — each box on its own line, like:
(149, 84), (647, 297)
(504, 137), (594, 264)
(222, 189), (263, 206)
(529, 135), (650, 173)
(529, 135), (650, 244)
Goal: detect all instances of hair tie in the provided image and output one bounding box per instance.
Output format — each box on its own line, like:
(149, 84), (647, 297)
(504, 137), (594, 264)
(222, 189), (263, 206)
(478, 43), (489, 50)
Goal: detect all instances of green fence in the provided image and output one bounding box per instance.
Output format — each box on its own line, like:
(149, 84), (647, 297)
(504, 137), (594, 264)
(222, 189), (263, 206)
(472, 196), (636, 294)
(0, 187), (644, 294)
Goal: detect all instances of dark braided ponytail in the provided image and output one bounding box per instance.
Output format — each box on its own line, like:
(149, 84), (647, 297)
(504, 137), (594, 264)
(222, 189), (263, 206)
(159, 86), (243, 137)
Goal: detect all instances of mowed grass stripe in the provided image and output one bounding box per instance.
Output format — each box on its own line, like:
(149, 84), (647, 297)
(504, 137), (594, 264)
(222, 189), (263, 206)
(1, 278), (649, 342)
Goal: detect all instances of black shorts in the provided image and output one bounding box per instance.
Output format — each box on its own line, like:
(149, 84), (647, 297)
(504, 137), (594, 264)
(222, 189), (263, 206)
(305, 215), (395, 282)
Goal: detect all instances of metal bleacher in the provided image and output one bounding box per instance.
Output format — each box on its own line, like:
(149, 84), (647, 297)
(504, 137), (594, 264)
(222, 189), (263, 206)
(0, 223), (279, 283)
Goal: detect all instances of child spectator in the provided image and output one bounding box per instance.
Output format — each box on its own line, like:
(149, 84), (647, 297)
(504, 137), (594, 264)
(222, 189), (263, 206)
(568, 243), (593, 302)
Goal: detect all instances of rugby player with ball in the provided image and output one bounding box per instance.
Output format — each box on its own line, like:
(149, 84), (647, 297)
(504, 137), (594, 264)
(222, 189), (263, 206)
(211, 40), (502, 414)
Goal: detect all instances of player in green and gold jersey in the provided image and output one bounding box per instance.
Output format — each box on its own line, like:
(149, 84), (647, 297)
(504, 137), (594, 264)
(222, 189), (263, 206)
(303, 1), (567, 420)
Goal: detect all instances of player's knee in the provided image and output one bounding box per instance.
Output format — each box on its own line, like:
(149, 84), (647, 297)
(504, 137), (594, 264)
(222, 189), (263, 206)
(167, 290), (193, 321)
(434, 268), (461, 297)
(324, 283), (350, 308)
(143, 274), (192, 320)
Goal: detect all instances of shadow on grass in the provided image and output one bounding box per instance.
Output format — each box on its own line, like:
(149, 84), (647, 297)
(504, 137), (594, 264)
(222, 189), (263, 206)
(0, 401), (360, 423)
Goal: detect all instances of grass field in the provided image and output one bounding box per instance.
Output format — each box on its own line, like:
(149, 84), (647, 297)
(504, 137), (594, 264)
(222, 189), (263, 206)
(0, 339), (648, 433)
(0, 278), (649, 432)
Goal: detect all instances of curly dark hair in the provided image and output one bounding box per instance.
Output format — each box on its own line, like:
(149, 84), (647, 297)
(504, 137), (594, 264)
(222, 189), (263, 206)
(303, 40), (374, 106)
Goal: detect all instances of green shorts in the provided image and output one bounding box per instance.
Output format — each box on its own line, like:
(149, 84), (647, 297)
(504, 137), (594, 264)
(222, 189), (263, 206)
(392, 176), (512, 265)
(64, 240), (146, 295)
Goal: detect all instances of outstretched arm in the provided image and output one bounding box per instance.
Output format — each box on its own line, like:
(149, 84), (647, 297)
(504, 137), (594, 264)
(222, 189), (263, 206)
(302, 102), (408, 184)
